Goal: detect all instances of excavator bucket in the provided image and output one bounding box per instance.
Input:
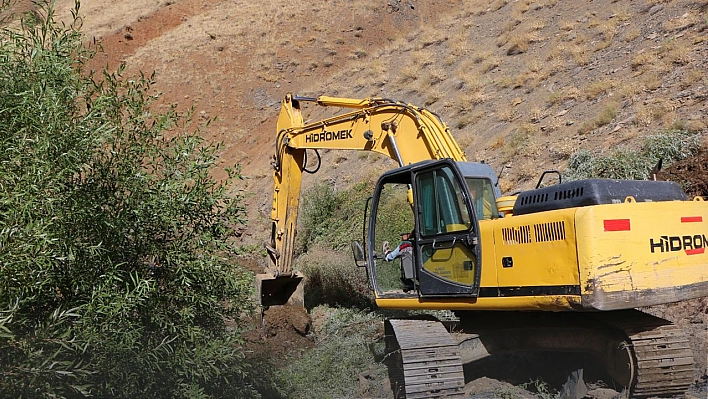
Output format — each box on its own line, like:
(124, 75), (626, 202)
(256, 272), (305, 307)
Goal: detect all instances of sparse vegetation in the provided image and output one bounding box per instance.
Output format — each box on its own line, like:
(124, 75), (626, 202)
(503, 128), (531, 159)
(481, 56), (502, 73)
(455, 110), (484, 130)
(635, 98), (676, 127)
(398, 63), (419, 83)
(578, 102), (619, 134)
(662, 13), (700, 32)
(640, 72), (664, 90)
(473, 50), (494, 64)
(498, 105), (519, 122)
(583, 79), (615, 100)
(511, 0), (532, 22)
(424, 87), (445, 105)
(666, 41), (693, 66)
(507, 33), (532, 55)
(522, 378), (559, 399)
(680, 67), (705, 89)
(491, 0), (509, 12)
(569, 43), (590, 65)
(297, 247), (372, 309)
(623, 27), (641, 42)
(276, 306), (386, 399)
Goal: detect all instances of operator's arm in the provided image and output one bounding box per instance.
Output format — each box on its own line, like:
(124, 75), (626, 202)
(385, 241), (412, 261)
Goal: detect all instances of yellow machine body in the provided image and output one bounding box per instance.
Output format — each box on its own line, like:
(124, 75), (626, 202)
(374, 198), (708, 312)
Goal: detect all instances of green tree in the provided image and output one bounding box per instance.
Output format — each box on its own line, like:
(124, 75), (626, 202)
(0, 1), (262, 397)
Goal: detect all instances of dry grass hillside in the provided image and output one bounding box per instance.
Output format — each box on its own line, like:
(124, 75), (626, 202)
(48, 0), (708, 246)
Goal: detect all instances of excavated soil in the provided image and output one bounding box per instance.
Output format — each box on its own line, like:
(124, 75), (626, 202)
(657, 148), (708, 197)
(241, 305), (314, 363)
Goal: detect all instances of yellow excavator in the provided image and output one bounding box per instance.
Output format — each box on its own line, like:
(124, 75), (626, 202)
(257, 93), (708, 398)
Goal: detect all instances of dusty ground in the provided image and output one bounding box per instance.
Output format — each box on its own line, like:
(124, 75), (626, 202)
(14, 0), (708, 396)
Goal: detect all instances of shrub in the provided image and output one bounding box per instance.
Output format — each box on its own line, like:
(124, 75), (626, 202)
(640, 130), (701, 165)
(578, 102), (619, 134)
(277, 306), (386, 399)
(297, 246), (373, 309)
(0, 2), (261, 398)
(276, 306), (457, 399)
(297, 178), (376, 253)
(564, 130), (701, 180)
(296, 173), (413, 303)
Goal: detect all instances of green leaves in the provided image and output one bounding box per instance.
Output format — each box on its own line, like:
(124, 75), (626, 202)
(298, 177), (376, 252)
(565, 129), (701, 181)
(0, 1), (258, 398)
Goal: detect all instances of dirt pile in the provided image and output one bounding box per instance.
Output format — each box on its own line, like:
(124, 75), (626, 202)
(241, 304), (313, 368)
(657, 148), (708, 197)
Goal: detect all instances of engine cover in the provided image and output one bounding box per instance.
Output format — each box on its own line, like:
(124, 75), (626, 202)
(513, 179), (686, 215)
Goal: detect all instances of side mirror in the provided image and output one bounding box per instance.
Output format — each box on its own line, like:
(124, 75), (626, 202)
(350, 241), (367, 268)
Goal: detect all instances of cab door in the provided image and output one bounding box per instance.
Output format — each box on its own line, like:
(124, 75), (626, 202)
(413, 161), (481, 297)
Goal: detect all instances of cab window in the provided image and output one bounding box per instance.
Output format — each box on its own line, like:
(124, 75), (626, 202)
(465, 177), (498, 220)
(416, 167), (472, 237)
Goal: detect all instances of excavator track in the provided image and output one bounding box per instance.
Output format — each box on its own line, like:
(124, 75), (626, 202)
(601, 310), (696, 398)
(385, 319), (465, 399)
(383, 311), (696, 398)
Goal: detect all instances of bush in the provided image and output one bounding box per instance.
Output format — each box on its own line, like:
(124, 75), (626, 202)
(275, 306), (457, 399)
(297, 246), (373, 309)
(640, 130), (701, 165)
(0, 2), (261, 398)
(277, 306), (387, 399)
(564, 130), (701, 180)
(297, 178), (376, 253)
(297, 175), (414, 300)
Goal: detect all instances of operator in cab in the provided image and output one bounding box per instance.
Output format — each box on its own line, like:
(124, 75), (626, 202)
(383, 231), (416, 292)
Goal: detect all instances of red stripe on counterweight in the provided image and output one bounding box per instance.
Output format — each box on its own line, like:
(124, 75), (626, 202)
(686, 248), (705, 255)
(604, 219), (631, 231)
(681, 216), (703, 223)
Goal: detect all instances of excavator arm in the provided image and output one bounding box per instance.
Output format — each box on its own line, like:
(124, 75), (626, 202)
(258, 93), (467, 306)
(271, 94), (466, 166)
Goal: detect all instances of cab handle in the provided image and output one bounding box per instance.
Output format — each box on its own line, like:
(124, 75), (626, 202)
(432, 237), (457, 250)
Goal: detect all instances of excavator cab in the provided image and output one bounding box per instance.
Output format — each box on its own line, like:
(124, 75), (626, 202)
(361, 159), (483, 298)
